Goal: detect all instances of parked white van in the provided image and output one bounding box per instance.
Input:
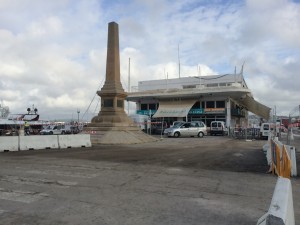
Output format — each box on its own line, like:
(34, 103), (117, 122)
(260, 123), (275, 139)
(210, 121), (227, 136)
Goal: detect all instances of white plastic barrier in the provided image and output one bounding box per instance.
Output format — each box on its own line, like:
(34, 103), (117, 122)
(0, 136), (19, 152)
(285, 145), (297, 177)
(257, 177), (295, 225)
(20, 135), (59, 150)
(263, 138), (297, 177)
(58, 134), (91, 149)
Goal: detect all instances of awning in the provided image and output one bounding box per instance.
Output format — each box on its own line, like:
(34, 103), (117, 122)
(238, 95), (271, 120)
(152, 100), (196, 118)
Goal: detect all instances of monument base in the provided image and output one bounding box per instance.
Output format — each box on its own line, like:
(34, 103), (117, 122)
(84, 125), (157, 145)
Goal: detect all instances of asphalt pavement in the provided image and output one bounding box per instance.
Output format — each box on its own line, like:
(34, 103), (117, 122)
(0, 135), (299, 225)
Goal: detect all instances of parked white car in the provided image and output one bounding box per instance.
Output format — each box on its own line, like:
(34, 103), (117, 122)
(40, 125), (67, 135)
(164, 121), (207, 138)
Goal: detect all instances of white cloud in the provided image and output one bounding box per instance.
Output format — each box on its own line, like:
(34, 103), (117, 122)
(0, 0), (299, 120)
(26, 16), (64, 38)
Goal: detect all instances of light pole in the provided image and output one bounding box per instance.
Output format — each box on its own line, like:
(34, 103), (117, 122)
(77, 109), (80, 124)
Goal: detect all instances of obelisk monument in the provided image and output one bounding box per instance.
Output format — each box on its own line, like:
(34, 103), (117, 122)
(84, 22), (156, 144)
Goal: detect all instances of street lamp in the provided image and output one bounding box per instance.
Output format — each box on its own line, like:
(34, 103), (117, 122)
(77, 109), (80, 124)
(286, 105), (300, 145)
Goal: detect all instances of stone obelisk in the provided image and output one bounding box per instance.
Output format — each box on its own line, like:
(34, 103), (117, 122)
(84, 22), (156, 144)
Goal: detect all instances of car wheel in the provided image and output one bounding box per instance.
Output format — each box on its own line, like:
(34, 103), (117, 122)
(198, 132), (204, 138)
(174, 132), (180, 138)
(62, 131), (65, 135)
(49, 131), (53, 135)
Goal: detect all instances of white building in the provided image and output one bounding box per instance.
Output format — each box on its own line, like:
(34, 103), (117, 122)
(126, 72), (270, 128)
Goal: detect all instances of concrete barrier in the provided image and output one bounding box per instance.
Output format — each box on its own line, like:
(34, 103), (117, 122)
(20, 135), (59, 150)
(0, 136), (19, 152)
(257, 177), (295, 225)
(58, 134), (91, 149)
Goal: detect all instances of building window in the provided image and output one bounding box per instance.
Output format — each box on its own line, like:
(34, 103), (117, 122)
(207, 83), (218, 87)
(141, 104), (147, 110)
(117, 100), (123, 108)
(206, 101), (215, 108)
(103, 99), (113, 107)
(149, 103), (157, 110)
(183, 85), (196, 89)
(216, 101), (225, 108)
(192, 101), (200, 109)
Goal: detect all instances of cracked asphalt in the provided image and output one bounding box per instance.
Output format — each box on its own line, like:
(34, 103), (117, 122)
(0, 135), (299, 225)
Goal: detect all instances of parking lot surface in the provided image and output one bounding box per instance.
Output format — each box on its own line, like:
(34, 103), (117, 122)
(0, 136), (299, 225)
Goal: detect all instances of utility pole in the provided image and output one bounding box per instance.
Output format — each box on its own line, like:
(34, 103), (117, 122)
(77, 109), (80, 124)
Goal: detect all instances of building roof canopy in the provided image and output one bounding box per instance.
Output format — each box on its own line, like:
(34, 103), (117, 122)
(152, 99), (196, 118)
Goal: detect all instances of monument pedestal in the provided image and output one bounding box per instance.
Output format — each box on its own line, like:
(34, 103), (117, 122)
(84, 126), (156, 145)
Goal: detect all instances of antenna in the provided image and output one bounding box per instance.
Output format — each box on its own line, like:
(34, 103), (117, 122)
(198, 65), (201, 87)
(240, 61), (245, 75)
(178, 44), (181, 78)
(234, 66), (237, 83)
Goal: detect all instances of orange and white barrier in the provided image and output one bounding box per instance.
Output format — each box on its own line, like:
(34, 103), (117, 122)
(288, 122), (300, 128)
(263, 133), (297, 178)
(268, 138), (297, 178)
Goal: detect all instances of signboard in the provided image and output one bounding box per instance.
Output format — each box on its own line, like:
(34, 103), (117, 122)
(204, 108), (225, 114)
(137, 108), (225, 116)
(137, 110), (156, 116)
(189, 108), (204, 114)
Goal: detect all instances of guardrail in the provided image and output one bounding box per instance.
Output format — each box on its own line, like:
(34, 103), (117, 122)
(229, 127), (261, 139)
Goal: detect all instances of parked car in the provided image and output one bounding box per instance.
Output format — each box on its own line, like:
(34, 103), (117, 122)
(40, 125), (67, 135)
(210, 121), (228, 136)
(170, 121), (184, 127)
(164, 121), (207, 138)
(259, 122), (275, 139)
(151, 121), (168, 135)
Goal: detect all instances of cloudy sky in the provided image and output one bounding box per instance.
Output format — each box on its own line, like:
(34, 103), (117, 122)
(0, 0), (299, 121)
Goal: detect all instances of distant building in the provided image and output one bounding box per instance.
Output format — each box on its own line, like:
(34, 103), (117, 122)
(127, 72), (270, 128)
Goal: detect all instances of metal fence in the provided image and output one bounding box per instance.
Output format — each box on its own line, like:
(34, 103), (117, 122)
(229, 127), (261, 140)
